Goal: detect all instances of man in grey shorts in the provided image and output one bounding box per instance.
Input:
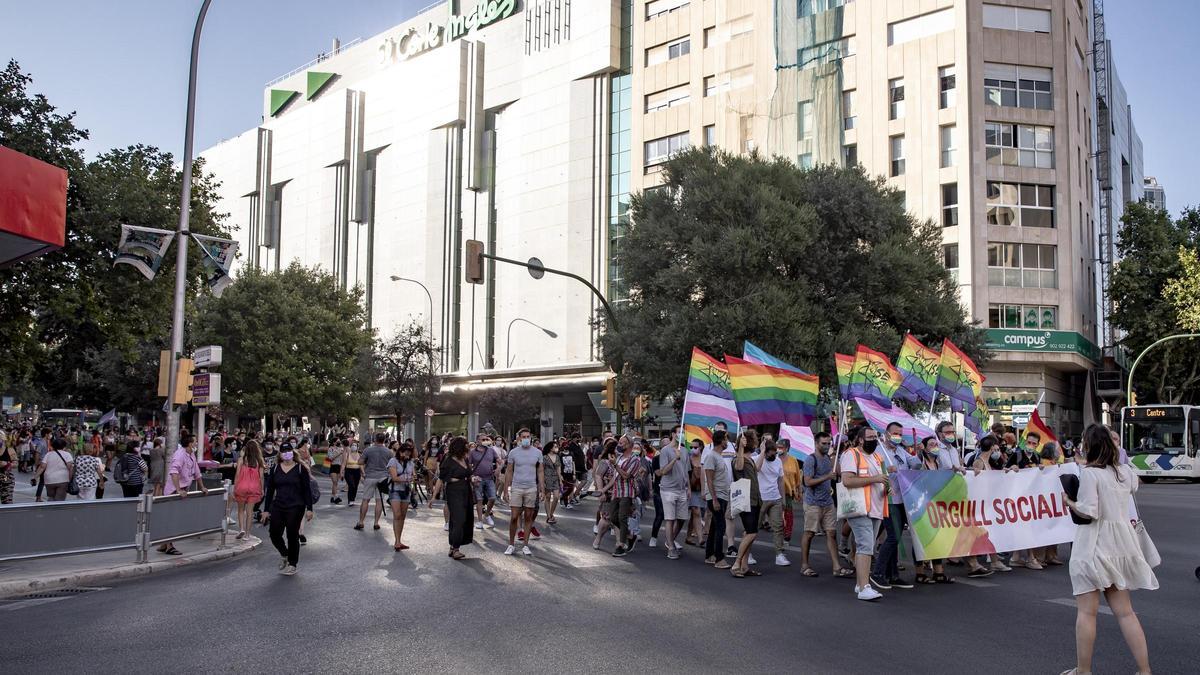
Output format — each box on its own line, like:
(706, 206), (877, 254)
(839, 426), (889, 602)
(655, 426), (690, 559)
(502, 428), (543, 556)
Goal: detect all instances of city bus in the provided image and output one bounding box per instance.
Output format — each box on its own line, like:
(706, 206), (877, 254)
(1121, 405), (1200, 482)
(39, 408), (102, 428)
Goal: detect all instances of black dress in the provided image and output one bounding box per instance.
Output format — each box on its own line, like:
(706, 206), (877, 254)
(440, 456), (475, 548)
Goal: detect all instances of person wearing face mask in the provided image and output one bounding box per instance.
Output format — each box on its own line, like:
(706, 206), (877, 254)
(778, 438), (802, 545)
(839, 426), (889, 601)
(912, 436), (955, 585)
(469, 434), (498, 529)
(541, 441), (563, 525)
(965, 436), (1013, 574)
(654, 426), (690, 559)
(260, 443), (316, 575)
(502, 428), (544, 556)
(801, 432), (852, 579)
(387, 442), (416, 551)
(870, 423), (922, 591)
(686, 438), (706, 546)
(934, 422), (964, 470)
(756, 437), (789, 567)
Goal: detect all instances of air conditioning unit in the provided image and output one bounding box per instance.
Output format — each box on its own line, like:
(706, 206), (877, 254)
(1096, 370), (1124, 398)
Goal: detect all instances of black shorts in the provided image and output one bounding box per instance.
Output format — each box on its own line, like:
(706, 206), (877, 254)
(330, 464), (342, 474)
(740, 505), (761, 534)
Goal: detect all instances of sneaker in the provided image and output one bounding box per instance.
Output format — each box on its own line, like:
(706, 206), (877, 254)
(476, 522), (485, 530)
(890, 577), (914, 589)
(299, 534), (307, 545)
(627, 536), (639, 553)
(726, 546), (737, 558)
(517, 530), (525, 541)
(869, 575), (892, 590)
(281, 564), (297, 576)
(990, 561), (1012, 572)
(967, 566), (994, 578)
(486, 515), (495, 528)
(857, 586), (883, 601)
(748, 554), (757, 566)
(649, 537), (658, 549)
(225, 517), (237, 526)
(593, 524), (599, 534)
(443, 523), (450, 532)
(667, 548), (680, 560)
(521, 546), (532, 556)
(775, 554), (791, 567)
(530, 527), (542, 540)
(278, 557), (288, 570)
(564, 502), (574, 510)
(612, 545), (628, 557)
(504, 545), (515, 556)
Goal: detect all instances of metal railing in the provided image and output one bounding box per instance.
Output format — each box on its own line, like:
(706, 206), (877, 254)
(0, 483), (231, 563)
(265, 37), (363, 87)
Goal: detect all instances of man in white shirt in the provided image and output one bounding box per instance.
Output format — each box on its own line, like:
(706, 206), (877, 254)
(839, 426), (889, 602)
(756, 438), (789, 566)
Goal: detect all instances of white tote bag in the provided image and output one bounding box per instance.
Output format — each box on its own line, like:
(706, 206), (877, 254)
(836, 481), (866, 520)
(729, 478), (751, 516)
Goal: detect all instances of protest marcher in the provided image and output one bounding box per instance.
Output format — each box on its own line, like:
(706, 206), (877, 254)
(779, 438), (802, 544)
(756, 436), (789, 567)
(469, 434), (498, 529)
(233, 441), (265, 539)
(326, 437), (345, 504)
(871, 422), (920, 590)
(387, 442), (417, 551)
(160, 434), (209, 555)
(605, 436), (643, 557)
(914, 436), (955, 584)
(840, 426), (888, 601)
(654, 427), (690, 559)
(730, 432), (762, 577)
(541, 440), (563, 525)
(435, 436), (474, 560)
(801, 432), (851, 578)
(342, 441), (363, 506)
(1062, 424), (1157, 675)
(0, 434), (17, 504)
(503, 428), (543, 556)
(591, 440), (618, 549)
(702, 430), (733, 570)
(686, 438), (706, 546)
(354, 433), (391, 532)
(260, 445), (315, 575)
(33, 437), (74, 502)
(73, 444), (105, 500)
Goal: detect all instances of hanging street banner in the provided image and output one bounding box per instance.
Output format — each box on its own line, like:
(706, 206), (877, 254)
(896, 464), (1079, 561)
(113, 224), (175, 280)
(193, 233), (239, 297)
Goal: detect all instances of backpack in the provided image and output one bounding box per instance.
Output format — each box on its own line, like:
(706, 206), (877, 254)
(113, 454), (130, 484)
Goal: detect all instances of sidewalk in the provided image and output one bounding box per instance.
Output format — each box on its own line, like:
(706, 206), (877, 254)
(0, 531), (261, 599)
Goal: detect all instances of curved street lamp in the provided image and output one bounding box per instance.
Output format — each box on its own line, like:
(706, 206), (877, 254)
(1126, 333), (1200, 405)
(389, 275), (434, 340)
(506, 317), (558, 368)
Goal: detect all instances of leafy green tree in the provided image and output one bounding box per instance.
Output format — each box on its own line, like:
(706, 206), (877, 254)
(0, 60), (229, 412)
(598, 149), (986, 402)
(194, 262), (375, 419)
(373, 320), (440, 428)
(1111, 203), (1200, 404)
(1164, 246), (1200, 332)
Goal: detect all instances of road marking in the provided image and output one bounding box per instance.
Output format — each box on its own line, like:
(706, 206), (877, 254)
(1046, 597), (1112, 615)
(954, 578), (999, 588)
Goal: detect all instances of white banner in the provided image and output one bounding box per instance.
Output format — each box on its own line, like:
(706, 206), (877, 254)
(113, 224), (175, 280)
(896, 464), (1080, 561)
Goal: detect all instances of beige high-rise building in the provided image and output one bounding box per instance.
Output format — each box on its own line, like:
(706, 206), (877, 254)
(632, 0), (1111, 435)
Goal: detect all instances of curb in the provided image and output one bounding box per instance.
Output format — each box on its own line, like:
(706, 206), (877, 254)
(0, 536), (263, 599)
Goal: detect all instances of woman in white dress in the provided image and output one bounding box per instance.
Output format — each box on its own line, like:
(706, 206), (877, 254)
(1062, 424), (1157, 675)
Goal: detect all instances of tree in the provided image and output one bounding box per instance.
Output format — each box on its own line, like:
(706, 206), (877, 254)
(0, 61), (229, 412)
(598, 149), (986, 402)
(373, 320), (440, 428)
(1164, 246), (1200, 332)
(194, 262), (375, 419)
(1111, 204), (1200, 404)
(476, 389), (540, 439)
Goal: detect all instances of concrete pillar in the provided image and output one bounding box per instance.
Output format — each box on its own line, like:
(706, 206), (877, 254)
(467, 400), (480, 439)
(540, 394), (564, 444)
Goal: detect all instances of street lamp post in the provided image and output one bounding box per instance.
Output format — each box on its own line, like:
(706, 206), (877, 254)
(165, 0), (214, 458)
(506, 318), (558, 368)
(389, 275), (434, 340)
(1126, 333), (1200, 405)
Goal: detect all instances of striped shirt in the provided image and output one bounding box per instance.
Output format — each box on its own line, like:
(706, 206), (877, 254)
(612, 455), (642, 499)
(120, 452), (148, 485)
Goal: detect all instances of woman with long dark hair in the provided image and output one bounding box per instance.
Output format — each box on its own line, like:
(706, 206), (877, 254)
(1061, 424), (1156, 675)
(432, 436), (474, 560)
(260, 443), (315, 576)
(387, 442), (416, 551)
(233, 440), (265, 539)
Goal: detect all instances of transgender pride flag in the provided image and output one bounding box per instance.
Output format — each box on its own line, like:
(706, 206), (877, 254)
(779, 423), (816, 460)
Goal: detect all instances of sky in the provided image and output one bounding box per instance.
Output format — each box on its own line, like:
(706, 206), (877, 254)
(1, 0), (1196, 214)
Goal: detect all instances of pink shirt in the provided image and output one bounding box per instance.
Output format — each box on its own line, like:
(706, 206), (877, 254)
(165, 447), (203, 495)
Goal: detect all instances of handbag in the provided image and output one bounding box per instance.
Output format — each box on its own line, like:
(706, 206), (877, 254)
(59, 451), (79, 496)
(836, 481), (866, 520)
(1133, 520), (1161, 568)
(730, 478), (751, 516)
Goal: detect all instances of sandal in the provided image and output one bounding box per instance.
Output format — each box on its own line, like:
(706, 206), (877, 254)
(834, 568), (855, 578)
(744, 569), (762, 577)
(353, 523), (364, 531)
(731, 569), (746, 578)
(163, 546), (182, 555)
(933, 573), (956, 584)
(802, 567), (820, 577)
(451, 550), (466, 560)
(373, 524), (381, 530)
(915, 573), (933, 584)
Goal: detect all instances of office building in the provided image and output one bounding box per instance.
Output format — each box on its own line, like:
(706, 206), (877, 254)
(1142, 176), (1166, 212)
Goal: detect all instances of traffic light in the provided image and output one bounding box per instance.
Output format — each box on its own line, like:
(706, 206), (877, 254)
(465, 239), (485, 284)
(600, 376), (616, 409)
(1130, 391), (1138, 406)
(633, 395), (649, 419)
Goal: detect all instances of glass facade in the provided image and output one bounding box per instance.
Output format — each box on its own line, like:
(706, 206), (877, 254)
(608, 0), (632, 303)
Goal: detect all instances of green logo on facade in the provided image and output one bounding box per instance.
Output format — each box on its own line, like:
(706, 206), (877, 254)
(378, 0), (517, 64)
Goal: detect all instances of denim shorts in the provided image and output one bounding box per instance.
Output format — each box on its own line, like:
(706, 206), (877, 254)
(847, 516), (881, 553)
(473, 477), (497, 502)
(388, 484), (411, 503)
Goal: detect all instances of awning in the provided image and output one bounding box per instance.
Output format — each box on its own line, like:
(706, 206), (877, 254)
(438, 363), (612, 396)
(0, 145), (67, 267)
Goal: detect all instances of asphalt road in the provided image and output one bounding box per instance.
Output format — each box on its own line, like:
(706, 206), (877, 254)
(3, 479), (1197, 674)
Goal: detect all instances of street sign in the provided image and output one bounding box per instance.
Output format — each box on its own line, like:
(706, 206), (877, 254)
(527, 256), (545, 279)
(1012, 413), (1030, 427)
(194, 345), (223, 368)
(1011, 404), (1037, 414)
(192, 372), (221, 407)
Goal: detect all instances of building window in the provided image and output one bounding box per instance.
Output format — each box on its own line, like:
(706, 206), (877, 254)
(798, 100), (814, 143)
(982, 4), (1051, 33)
(645, 84), (690, 113)
(940, 125), (956, 168)
(799, 0), (847, 17)
(987, 242), (1057, 288)
(889, 78), (905, 120)
(646, 37), (691, 66)
(798, 153), (813, 169)
(797, 36), (855, 68)
(843, 143), (857, 167)
(740, 114), (755, 153)
(703, 26), (716, 48)
(987, 181), (1055, 228)
(943, 243), (959, 283)
(889, 135), (905, 177)
(704, 125), (715, 147)
(942, 183), (959, 228)
(939, 65), (956, 108)
(842, 90), (856, 130)
(644, 131), (690, 167)
(646, 0), (689, 20)
(989, 304), (1058, 329)
(703, 75), (729, 97)
(985, 122), (1054, 169)
(984, 63), (1052, 110)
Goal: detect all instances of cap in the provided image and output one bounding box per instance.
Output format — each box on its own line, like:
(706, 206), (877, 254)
(279, 442), (294, 451)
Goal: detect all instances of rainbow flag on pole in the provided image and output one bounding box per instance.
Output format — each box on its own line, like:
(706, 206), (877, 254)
(849, 345), (903, 406)
(1022, 409), (1057, 452)
(743, 341), (807, 374)
(896, 334), (941, 403)
(834, 353), (855, 401)
(936, 338), (984, 406)
(725, 355), (819, 426)
(681, 348), (739, 445)
(854, 397), (937, 447)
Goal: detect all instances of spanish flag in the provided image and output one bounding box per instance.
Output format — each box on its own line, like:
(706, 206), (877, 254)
(1022, 409), (1057, 452)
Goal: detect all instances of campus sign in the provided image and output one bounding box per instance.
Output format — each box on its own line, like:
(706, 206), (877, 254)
(378, 0), (516, 65)
(984, 329), (1101, 363)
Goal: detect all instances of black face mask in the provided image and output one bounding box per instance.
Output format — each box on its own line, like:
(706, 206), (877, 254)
(862, 439), (879, 454)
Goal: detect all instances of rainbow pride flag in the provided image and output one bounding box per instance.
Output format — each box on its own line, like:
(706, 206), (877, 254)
(779, 423), (816, 460)
(953, 394), (990, 436)
(681, 348), (739, 445)
(1022, 409), (1057, 452)
(725, 355), (819, 426)
(937, 338), (984, 406)
(743, 341), (807, 374)
(849, 345), (904, 406)
(834, 353), (855, 401)
(896, 334), (941, 403)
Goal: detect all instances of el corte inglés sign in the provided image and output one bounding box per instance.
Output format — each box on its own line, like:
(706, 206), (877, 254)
(378, 0), (516, 64)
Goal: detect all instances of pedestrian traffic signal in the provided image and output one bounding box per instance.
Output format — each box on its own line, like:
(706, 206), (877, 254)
(601, 376), (616, 409)
(632, 395), (649, 419)
(465, 239), (485, 284)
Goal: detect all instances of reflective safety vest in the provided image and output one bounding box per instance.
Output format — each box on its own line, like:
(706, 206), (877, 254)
(848, 447), (888, 518)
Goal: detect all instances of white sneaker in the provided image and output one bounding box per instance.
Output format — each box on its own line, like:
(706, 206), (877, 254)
(649, 537), (658, 549)
(593, 524), (599, 534)
(476, 522), (485, 530)
(443, 523), (450, 532)
(521, 545), (532, 556)
(504, 545), (515, 555)
(775, 553), (791, 567)
(225, 517), (237, 526)
(278, 557), (288, 570)
(281, 565), (297, 576)
(486, 515), (495, 527)
(748, 554), (757, 566)
(857, 586), (883, 601)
